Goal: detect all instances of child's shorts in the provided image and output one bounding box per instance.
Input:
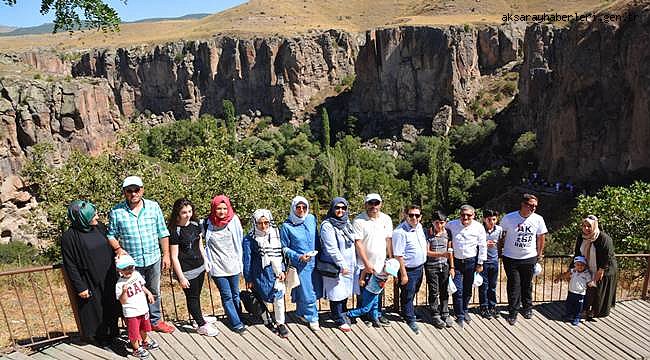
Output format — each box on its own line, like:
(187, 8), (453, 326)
(126, 313), (152, 342)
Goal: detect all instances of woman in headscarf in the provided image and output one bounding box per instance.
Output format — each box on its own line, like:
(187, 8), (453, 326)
(203, 195), (246, 333)
(279, 196), (321, 331)
(243, 209), (289, 338)
(61, 200), (120, 345)
(572, 215), (618, 318)
(320, 197), (358, 332)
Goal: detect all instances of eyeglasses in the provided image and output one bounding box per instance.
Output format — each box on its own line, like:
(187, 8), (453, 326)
(366, 200), (381, 206)
(124, 187), (141, 194)
(295, 204), (307, 210)
(460, 213), (473, 218)
(407, 213), (421, 219)
(334, 205), (348, 210)
(525, 202), (538, 208)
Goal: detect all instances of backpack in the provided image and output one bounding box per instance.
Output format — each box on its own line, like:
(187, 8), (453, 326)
(240, 289), (265, 317)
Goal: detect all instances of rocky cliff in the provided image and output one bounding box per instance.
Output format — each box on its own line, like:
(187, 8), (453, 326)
(516, 3), (650, 182)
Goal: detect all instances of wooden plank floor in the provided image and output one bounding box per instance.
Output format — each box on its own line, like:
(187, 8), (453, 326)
(5, 300), (649, 360)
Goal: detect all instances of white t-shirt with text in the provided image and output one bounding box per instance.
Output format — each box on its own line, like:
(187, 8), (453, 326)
(115, 271), (149, 318)
(501, 211), (548, 259)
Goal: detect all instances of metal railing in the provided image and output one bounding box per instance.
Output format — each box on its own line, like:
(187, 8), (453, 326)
(1, 253), (648, 352)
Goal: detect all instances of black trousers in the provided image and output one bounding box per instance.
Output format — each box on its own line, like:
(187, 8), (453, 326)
(182, 271), (206, 327)
(502, 256), (536, 314)
(425, 263), (449, 319)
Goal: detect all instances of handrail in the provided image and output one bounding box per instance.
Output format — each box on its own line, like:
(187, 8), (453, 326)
(1, 253), (648, 352)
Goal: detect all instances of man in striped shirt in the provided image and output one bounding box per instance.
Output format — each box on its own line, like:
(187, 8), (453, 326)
(107, 176), (175, 333)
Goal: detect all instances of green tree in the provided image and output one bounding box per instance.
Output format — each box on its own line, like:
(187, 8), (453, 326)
(552, 181), (650, 254)
(321, 107), (331, 150)
(3, 0), (123, 33)
(223, 99), (237, 143)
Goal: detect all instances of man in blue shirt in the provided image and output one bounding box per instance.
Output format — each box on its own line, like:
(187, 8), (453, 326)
(107, 176), (175, 333)
(479, 209), (502, 319)
(392, 205), (427, 334)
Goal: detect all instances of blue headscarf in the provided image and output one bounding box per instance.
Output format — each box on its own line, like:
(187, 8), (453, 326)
(67, 200), (97, 232)
(325, 197), (356, 246)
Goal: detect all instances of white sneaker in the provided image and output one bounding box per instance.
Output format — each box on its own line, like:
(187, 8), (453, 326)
(203, 316), (217, 324)
(197, 323), (219, 337)
(339, 323), (352, 332)
(309, 321), (320, 331)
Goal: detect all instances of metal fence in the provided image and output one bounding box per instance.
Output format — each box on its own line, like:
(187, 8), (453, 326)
(1, 254), (648, 352)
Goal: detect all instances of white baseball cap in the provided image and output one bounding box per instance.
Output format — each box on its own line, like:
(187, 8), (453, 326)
(364, 193), (382, 203)
(122, 176), (143, 188)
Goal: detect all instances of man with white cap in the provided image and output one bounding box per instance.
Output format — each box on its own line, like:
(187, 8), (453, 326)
(107, 176), (175, 333)
(353, 193), (394, 326)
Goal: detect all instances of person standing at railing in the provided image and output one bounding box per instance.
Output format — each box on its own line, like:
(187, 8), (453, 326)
(107, 176), (175, 333)
(203, 195), (246, 333)
(424, 210), (454, 329)
(320, 197), (358, 333)
(168, 198), (219, 337)
(499, 193), (548, 326)
(280, 196), (321, 332)
(479, 209), (502, 319)
(61, 200), (120, 346)
(392, 204), (427, 335)
(573, 215), (618, 318)
(446, 204), (487, 329)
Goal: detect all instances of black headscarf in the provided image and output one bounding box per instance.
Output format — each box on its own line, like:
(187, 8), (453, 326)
(324, 197), (355, 246)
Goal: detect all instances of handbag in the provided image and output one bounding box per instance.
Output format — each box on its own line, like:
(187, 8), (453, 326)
(285, 266), (300, 290)
(316, 257), (340, 278)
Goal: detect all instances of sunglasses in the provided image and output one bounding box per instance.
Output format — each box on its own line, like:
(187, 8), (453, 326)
(407, 213), (421, 219)
(366, 200), (381, 206)
(334, 205), (348, 210)
(257, 221), (270, 226)
(124, 187), (141, 194)
(525, 202), (537, 208)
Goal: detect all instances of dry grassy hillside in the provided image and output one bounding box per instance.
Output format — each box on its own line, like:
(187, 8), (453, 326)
(0, 0), (609, 51)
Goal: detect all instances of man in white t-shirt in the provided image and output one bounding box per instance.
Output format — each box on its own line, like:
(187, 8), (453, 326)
(499, 193), (548, 325)
(353, 193), (393, 326)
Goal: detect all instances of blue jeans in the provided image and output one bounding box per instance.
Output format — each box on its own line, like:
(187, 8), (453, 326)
(399, 264), (423, 323)
(212, 275), (243, 329)
(479, 261), (498, 309)
(348, 288), (380, 320)
(136, 259), (162, 325)
(329, 299), (349, 326)
(565, 292), (585, 322)
(452, 257), (476, 321)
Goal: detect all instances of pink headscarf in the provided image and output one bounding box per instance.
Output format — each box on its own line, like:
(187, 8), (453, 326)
(209, 195), (234, 228)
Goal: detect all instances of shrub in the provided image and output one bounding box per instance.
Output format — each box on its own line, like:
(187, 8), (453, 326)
(0, 242), (45, 266)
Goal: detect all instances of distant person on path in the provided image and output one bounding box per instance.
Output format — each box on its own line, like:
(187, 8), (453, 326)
(500, 193), (548, 325)
(573, 215), (618, 318)
(61, 200), (120, 345)
(320, 197), (358, 332)
(107, 176), (175, 333)
(242, 209), (290, 338)
(168, 198), (218, 337)
(280, 196), (321, 331)
(115, 254), (160, 358)
(446, 204), (487, 328)
(392, 204), (427, 334)
(479, 209), (502, 319)
(352, 193), (393, 326)
(203, 195), (246, 333)
(563, 256), (594, 326)
(424, 210), (454, 329)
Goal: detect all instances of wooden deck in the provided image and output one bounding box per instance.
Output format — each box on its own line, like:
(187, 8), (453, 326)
(4, 300), (649, 360)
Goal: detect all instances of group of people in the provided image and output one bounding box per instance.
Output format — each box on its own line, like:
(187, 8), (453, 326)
(61, 176), (619, 358)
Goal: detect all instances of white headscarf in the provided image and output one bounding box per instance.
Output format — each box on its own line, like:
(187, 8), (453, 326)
(252, 209), (283, 275)
(288, 196), (309, 225)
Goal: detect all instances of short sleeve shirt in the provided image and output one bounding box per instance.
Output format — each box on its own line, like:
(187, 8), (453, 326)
(485, 225), (503, 262)
(501, 211), (548, 259)
(353, 212), (393, 271)
(170, 221), (203, 272)
(392, 222), (427, 268)
(115, 271), (149, 318)
(426, 229), (449, 265)
(107, 199), (171, 267)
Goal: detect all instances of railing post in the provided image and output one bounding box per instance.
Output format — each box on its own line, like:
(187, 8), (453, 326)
(642, 255), (650, 300)
(61, 267), (82, 337)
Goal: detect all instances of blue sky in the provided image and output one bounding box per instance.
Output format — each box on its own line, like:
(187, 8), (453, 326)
(0, 0), (246, 27)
